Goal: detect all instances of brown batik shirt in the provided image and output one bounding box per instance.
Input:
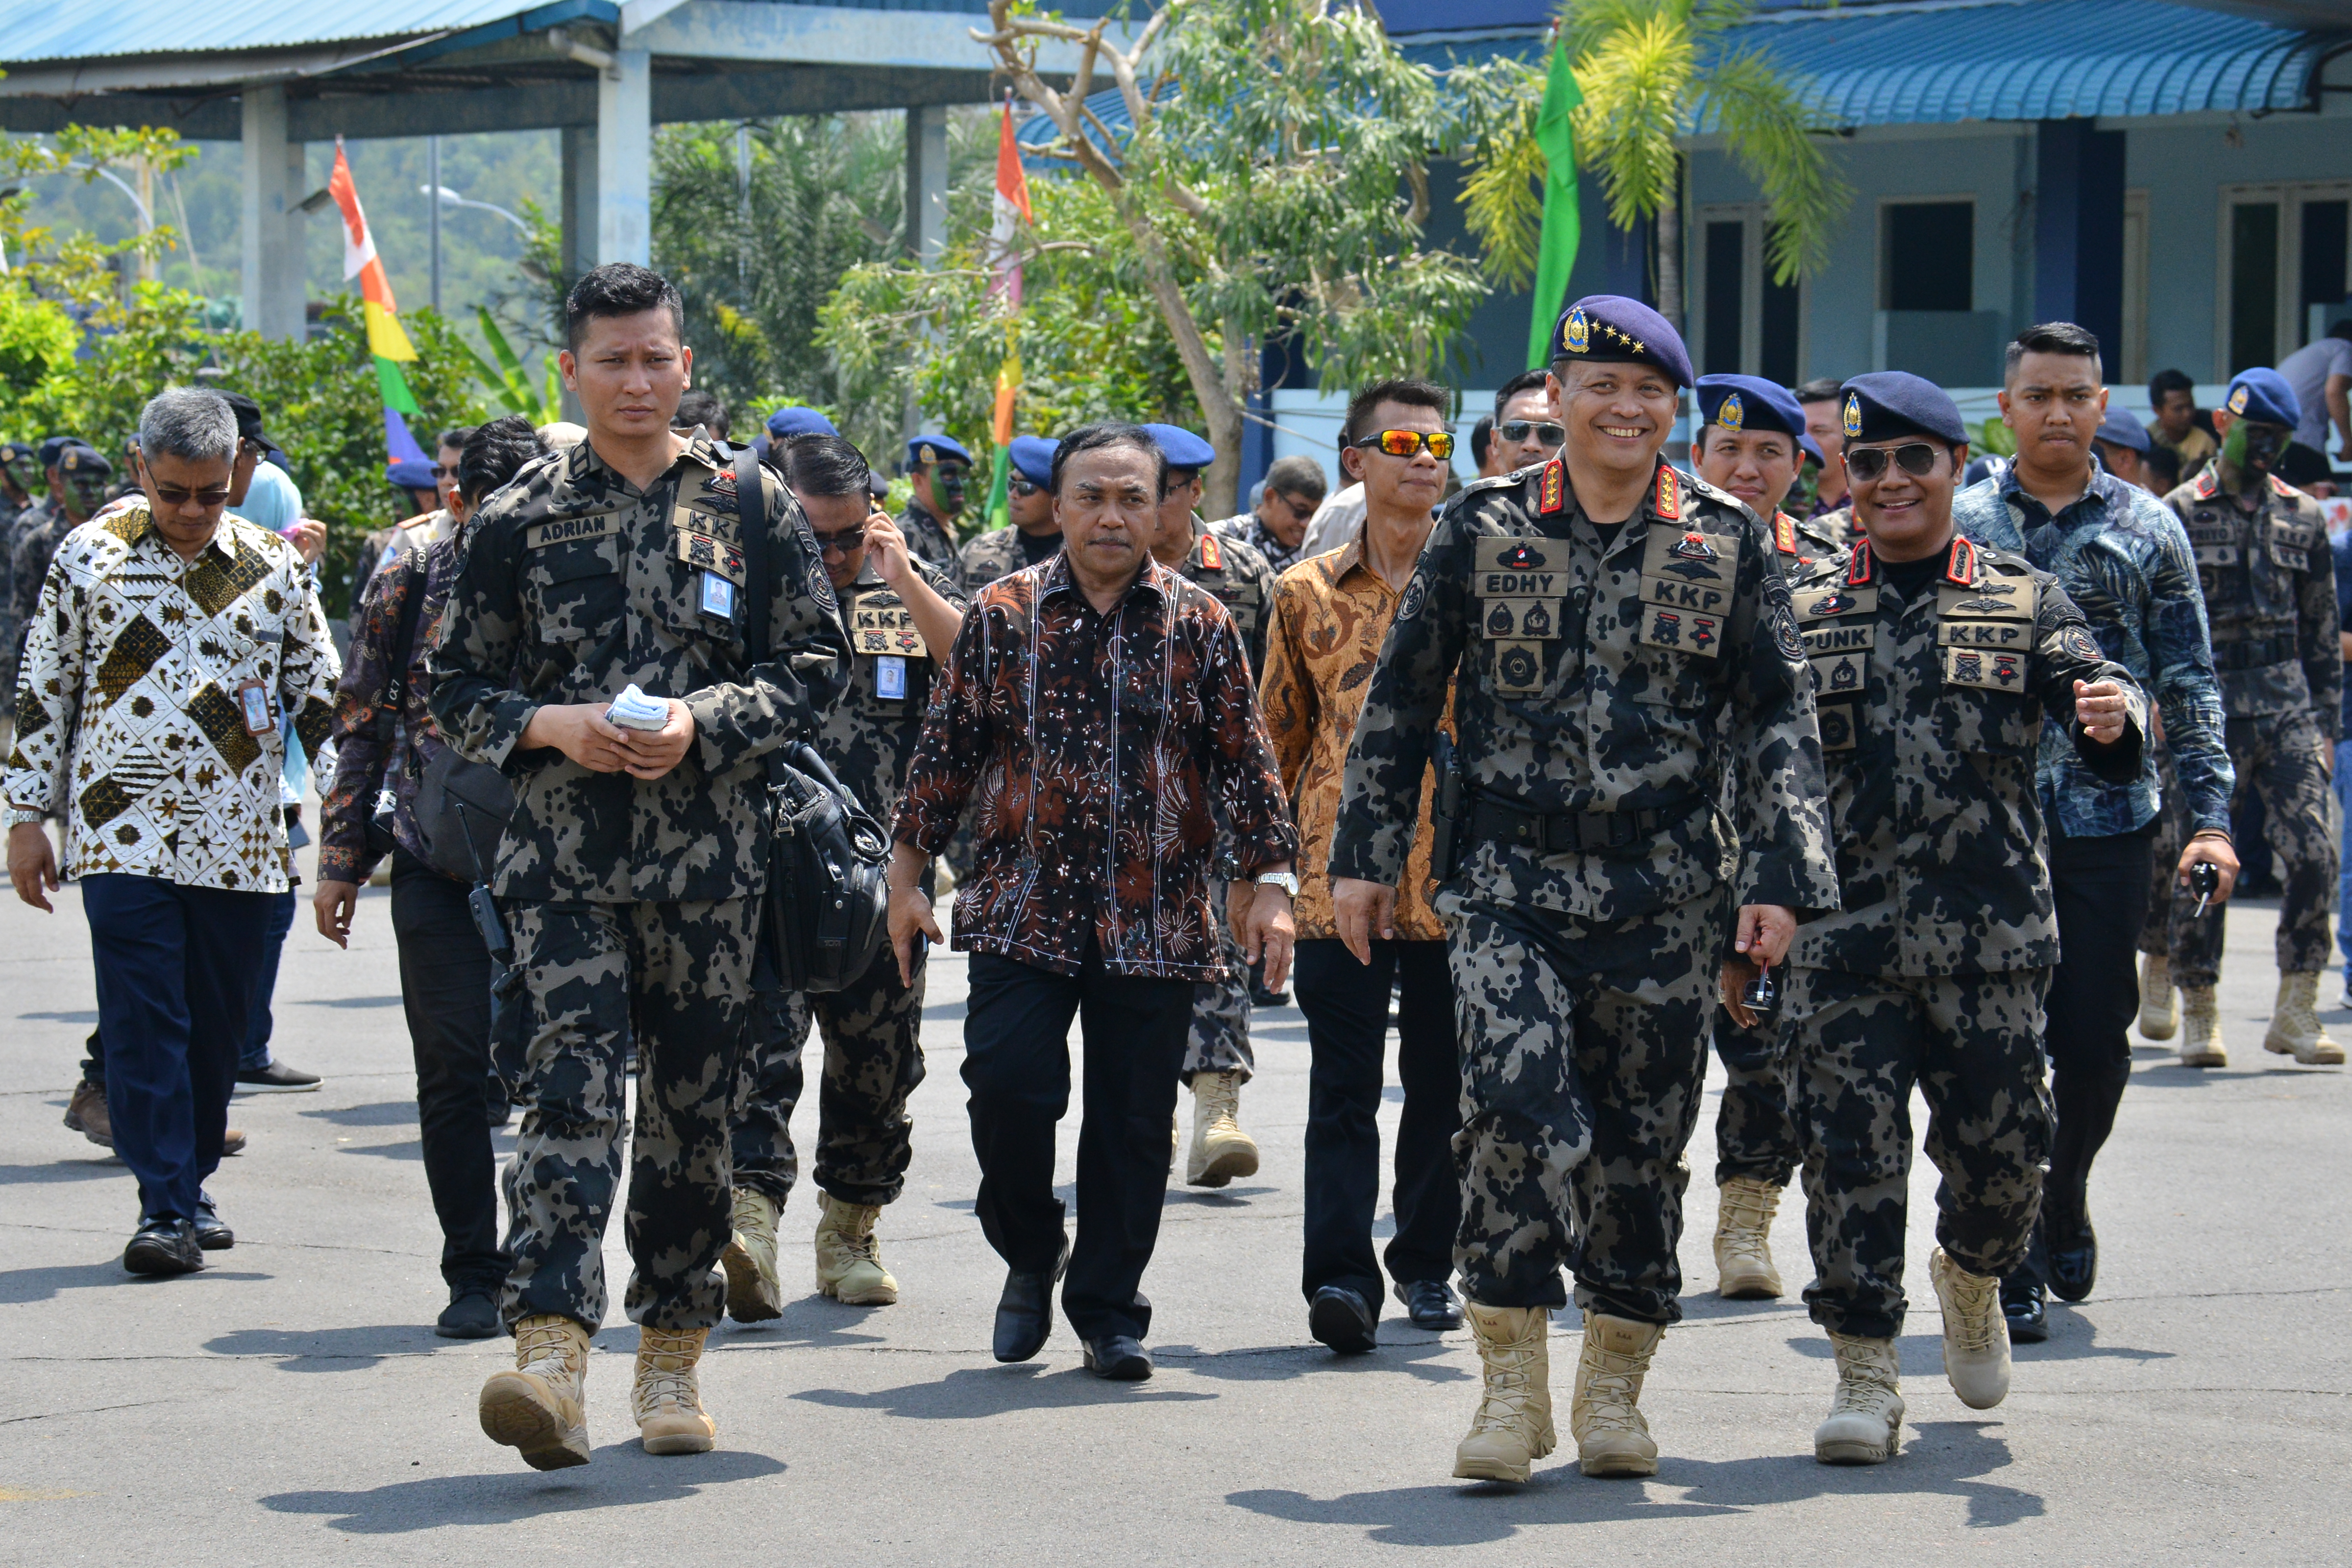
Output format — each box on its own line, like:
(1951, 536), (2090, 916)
(1259, 532), (1451, 941)
(893, 550), (1298, 980)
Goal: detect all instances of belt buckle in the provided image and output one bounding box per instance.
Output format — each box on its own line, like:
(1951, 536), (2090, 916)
(1575, 814), (1607, 852)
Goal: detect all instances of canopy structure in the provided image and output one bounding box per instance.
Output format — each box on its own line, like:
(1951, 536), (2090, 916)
(0, 0), (1124, 337)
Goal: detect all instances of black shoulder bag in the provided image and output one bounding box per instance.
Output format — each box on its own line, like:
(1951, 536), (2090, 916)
(733, 446), (892, 994)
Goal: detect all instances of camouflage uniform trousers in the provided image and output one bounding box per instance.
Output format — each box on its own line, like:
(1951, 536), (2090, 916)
(2161, 710), (2340, 989)
(1439, 889), (1720, 1324)
(1712, 1005), (1799, 1187)
(501, 896), (757, 1334)
(2137, 738), (2186, 957)
(1783, 965), (2054, 1341)
(1183, 877), (1254, 1084)
(731, 943), (928, 1209)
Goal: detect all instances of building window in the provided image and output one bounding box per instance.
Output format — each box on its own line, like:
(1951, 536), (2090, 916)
(1881, 201), (1974, 312)
(2220, 183), (2352, 378)
(1694, 206), (1805, 382)
(2230, 200), (2280, 375)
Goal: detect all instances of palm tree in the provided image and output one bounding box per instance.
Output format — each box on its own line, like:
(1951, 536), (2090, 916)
(1466, 0), (1849, 332)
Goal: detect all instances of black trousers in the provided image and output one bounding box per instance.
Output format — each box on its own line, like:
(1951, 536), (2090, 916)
(962, 940), (1192, 1343)
(1293, 938), (1460, 1310)
(390, 849), (508, 1294)
(2011, 823), (2154, 1292)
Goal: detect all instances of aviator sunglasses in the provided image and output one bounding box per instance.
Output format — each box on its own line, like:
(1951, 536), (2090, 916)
(1844, 442), (1944, 482)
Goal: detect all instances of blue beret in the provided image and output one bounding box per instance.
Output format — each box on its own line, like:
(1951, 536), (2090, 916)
(1837, 372), (1968, 446)
(38, 435), (84, 467)
(386, 458), (438, 490)
(1798, 432), (1826, 467)
(57, 443), (110, 476)
(2224, 368), (2300, 430)
(906, 434), (972, 469)
(0, 441), (31, 466)
(1141, 422), (1217, 470)
(766, 406), (837, 440)
(1006, 435), (1057, 487)
(1694, 374), (1809, 442)
(2095, 406), (2151, 455)
(1550, 294), (1693, 388)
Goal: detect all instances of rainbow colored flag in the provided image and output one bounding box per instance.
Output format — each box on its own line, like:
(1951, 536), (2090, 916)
(327, 138), (430, 468)
(984, 97), (1033, 530)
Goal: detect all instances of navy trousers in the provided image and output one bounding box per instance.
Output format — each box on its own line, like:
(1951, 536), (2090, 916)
(82, 874), (273, 1223)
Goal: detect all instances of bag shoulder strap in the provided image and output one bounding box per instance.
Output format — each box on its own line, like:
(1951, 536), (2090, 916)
(378, 552), (429, 738)
(735, 446), (770, 662)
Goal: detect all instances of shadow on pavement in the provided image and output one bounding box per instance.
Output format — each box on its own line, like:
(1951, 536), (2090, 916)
(794, 1362), (1215, 1418)
(0, 1158), (123, 1184)
(1157, 1337), (1471, 1386)
(204, 1324), (462, 1370)
(0, 1260), (274, 1303)
(299, 1101), (419, 1127)
(1225, 1419), (2036, 1544)
(18, 1009), (98, 1024)
(261, 1448), (787, 1532)
(295, 994), (404, 1009)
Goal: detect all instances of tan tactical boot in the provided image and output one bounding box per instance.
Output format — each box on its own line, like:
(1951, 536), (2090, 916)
(479, 1313), (592, 1470)
(1929, 1247), (2009, 1410)
(1712, 1176), (1785, 1299)
(1452, 1303), (1556, 1484)
(815, 1192), (899, 1305)
(1814, 1332), (1904, 1464)
(632, 1326), (716, 1455)
(2262, 972), (2345, 1065)
(2136, 953), (2178, 1041)
(1570, 1313), (1663, 1477)
(1185, 1071), (1260, 1188)
(2178, 985), (2227, 1067)
(720, 1187), (783, 1323)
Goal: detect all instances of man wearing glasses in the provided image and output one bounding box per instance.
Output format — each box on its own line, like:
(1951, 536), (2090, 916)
(1490, 368), (1566, 476)
(957, 435), (1062, 589)
(725, 434), (966, 1322)
(1330, 294), (1838, 1484)
(1212, 452), (1327, 576)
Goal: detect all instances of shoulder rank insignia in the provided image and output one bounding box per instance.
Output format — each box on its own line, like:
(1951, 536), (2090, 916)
(1774, 513), (1797, 555)
(1539, 458), (1566, 515)
(1944, 535), (1977, 587)
(2269, 473), (2300, 500)
(1846, 543), (1874, 586)
(1198, 532), (1224, 571)
(2193, 466), (2219, 500)
(1653, 465), (1681, 521)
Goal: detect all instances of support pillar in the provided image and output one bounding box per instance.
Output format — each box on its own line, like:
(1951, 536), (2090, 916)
(2034, 118), (2127, 373)
(560, 122), (600, 289)
(597, 49), (652, 266)
(240, 84), (305, 341)
(906, 103), (948, 269)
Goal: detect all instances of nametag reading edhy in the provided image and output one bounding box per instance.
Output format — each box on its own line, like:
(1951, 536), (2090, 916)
(236, 680), (272, 735)
(875, 655), (908, 701)
(700, 570), (736, 619)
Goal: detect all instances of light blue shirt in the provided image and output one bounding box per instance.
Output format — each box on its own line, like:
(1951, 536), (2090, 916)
(234, 460), (302, 537)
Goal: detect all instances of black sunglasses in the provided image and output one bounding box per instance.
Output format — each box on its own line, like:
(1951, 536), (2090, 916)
(1009, 478), (1042, 497)
(1845, 442), (1944, 482)
(810, 524), (869, 556)
(1498, 420), (1566, 448)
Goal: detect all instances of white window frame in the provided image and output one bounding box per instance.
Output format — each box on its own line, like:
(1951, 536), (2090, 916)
(1693, 201), (1812, 380)
(2216, 180), (2352, 379)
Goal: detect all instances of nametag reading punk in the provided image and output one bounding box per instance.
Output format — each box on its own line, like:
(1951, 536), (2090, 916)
(1637, 526), (1740, 658)
(852, 600), (929, 659)
(1943, 645), (2028, 692)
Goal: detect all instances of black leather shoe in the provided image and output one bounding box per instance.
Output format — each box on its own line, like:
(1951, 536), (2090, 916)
(192, 1192), (234, 1251)
(993, 1242), (1068, 1364)
(1395, 1278), (1466, 1331)
(2044, 1202), (2097, 1304)
(123, 1216), (203, 1276)
(2002, 1279), (2049, 1344)
(1081, 1335), (1153, 1380)
(436, 1289), (502, 1339)
(1309, 1285), (1379, 1353)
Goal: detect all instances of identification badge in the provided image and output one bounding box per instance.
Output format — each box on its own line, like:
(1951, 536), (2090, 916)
(875, 655), (908, 701)
(235, 679), (273, 735)
(699, 570), (736, 620)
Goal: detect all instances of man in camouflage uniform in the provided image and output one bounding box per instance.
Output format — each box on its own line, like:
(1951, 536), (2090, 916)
(897, 433), (970, 582)
(2151, 368), (2344, 1067)
(8, 441), (108, 682)
(0, 439), (40, 757)
(956, 435), (1061, 590)
(1685, 373), (1839, 1305)
(1330, 296), (1839, 1485)
(1746, 371), (2145, 1466)
(724, 434), (967, 1320)
(1145, 422), (1281, 1187)
(429, 264), (848, 1469)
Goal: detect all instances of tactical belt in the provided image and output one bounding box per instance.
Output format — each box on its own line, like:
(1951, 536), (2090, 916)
(1469, 793), (1700, 854)
(2210, 634), (2296, 672)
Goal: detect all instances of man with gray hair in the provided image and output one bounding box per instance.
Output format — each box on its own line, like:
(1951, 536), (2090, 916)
(5, 387), (340, 1276)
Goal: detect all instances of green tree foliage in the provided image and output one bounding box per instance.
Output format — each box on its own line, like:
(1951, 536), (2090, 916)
(458, 305), (563, 424)
(1464, 0), (1850, 327)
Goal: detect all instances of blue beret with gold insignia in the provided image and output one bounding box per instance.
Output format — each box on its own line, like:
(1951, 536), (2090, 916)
(2223, 368), (2299, 430)
(1837, 371), (1968, 445)
(1549, 294), (1693, 388)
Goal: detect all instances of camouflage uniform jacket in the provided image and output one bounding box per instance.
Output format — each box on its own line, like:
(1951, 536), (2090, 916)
(957, 524), (1059, 591)
(426, 434), (851, 904)
(4, 507), (339, 892)
(1954, 464), (2234, 836)
(827, 554), (969, 823)
(1171, 516), (1276, 673)
(1328, 457), (1840, 923)
(0, 497), (31, 698)
(1766, 508), (1852, 579)
(2161, 464), (2340, 738)
(317, 522), (476, 884)
(896, 498), (961, 586)
(7, 499), (66, 679)
(1211, 510), (1309, 576)
(891, 551), (1298, 981)
(1789, 536), (2146, 977)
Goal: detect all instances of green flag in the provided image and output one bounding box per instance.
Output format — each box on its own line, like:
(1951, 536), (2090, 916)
(1525, 41), (1584, 368)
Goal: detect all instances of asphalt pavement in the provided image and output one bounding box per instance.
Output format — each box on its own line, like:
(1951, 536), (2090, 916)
(2, 876), (2346, 1566)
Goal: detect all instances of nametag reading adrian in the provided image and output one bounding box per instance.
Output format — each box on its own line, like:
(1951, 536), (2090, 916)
(525, 511), (618, 549)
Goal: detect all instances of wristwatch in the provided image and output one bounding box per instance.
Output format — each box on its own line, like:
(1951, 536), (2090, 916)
(6, 806), (45, 829)
(1253, 870), (1299, 899)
